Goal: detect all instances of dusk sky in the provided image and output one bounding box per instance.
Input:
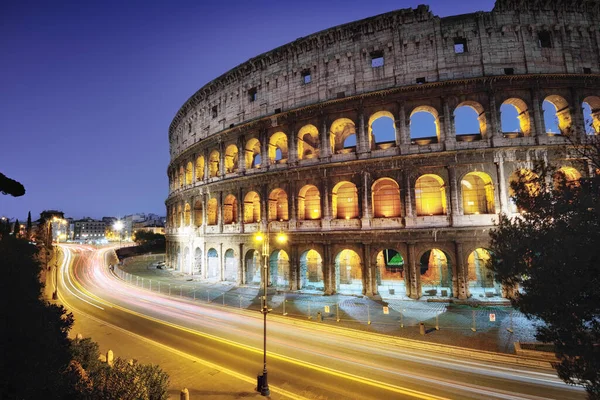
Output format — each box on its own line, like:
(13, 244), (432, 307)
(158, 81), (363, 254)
(1, 0), (497, 221)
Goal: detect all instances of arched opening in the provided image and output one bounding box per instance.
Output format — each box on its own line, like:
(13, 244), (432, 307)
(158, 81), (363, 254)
(183, 247), (189, 274)
(194, 247), (202, 276)
(369, 111), (396, 149)
(297, 124), (320, 160)
(415, 174), (447, 216)
(299, 249), (323, 291)
(298, 184), (321, 220)
(330, 118), (356, 154)
(223, 194), (238, 224)
(543, 95), (571, 135)
(583, 96), (600, 134)
(467, 248), (500, 298)
(500, 98), (530, 136)
(454, 102), (486, 139)
(176, 204), (182, 227)
(269, 249), (290, 289)
(245, 138), (262, 169)
(419, 249), (452, 297)
(243, 191), (261, 223)
(376, 249), (405, 297)
(224, 144), (239, 173)
(179, 166), (184, 188)
(461, 172), (495, 215)
(194, 200), (203, 227)
(183, 203), (191, 226)
(207, 198), (218, 225)
(224, 249), (237, 282)
(334, 249), (362, 295)
(371, 178), (401, 218)
(508, 169), (540, 213)
(554, 166), (582, 189)
(269, 132), (288, 164)
(209, 150), (220, 177)
(207, 248), (219, 280)
(176, 245), (182, 271)
(410, 106), (439, 142)
(185, 161), (193, 185)
(195, 156), (205, 181)
(268, 188), (288, 221)
(332, 181), (359, 219)
(244, 249), (261, 285)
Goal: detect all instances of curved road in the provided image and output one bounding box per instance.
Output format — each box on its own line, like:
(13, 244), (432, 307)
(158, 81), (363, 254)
(56, 244), (584, 400)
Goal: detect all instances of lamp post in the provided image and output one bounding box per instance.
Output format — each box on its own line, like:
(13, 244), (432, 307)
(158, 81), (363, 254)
(51, 217), (66, 300)
(254, 224), (287, 396)
(114, 220), (123, 248)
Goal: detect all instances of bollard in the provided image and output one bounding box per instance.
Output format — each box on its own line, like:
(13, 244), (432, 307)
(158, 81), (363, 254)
(436, 313), (440, 330)
(107, 349), (114, 367)
(136, 276), (139, 286)
(471, 310), (477, 332)
(367, 304), (371, 325)
(180, 388), (189, 400)
(141, 278), (144, 289)
(419, 322), (425, 336)
(207, 291), (210, 302)
(308, 303), (312, 319)
(193, 288), (196, 300)
(336, 303), (340, 322)
(283, 294), (287, 315)
(239, 295), (242, 309)
(76, 333), (83, 341)
(400, 309), (405, 328)
(317, 311), (322, 322)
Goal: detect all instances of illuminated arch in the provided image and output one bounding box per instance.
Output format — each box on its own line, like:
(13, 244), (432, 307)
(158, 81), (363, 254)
(207, 248), (219, 280)
(269, 132), (288, 164)
(195, 156), (205, 181)
(193, 200), (202, 227)
(410, 105), (440, 140)
(185, 162), (193, 185)
(543, 95), (571, 135)
(454, 101), (486, 137)
(583, 96), (600, 134)
(461, 172), (495, 215)
(334, 249), (362, 294)
(179, 166), (184, 188)
(176, 204), (182, 227)
(243, 191), (261, 223)
(245, 138), (262, 169)
(500, 98), (530, 135)
(268, 188), (288, 221)
(508, 169), (540, 213)
(299, 249), (324, 290)
(224, 248), (237, 282)
(298, 184), (321, 220)
(419, 249), (452, 296)
(554, 166), (582, 188)
(209, 150), (220, 178)
(297, 124), (320, 160)
(183, 203), (191, 226)
(415, 174), (447, 216)
(224, 144), (239, 174)
(269, 249), (290, 289)
(332, 181), (359, 219)
(368, 111), (396, 149)
(207, 198), (218, 225)
(223, 194), (238, 224)
(371, 178), (401, 218)
(467, 248), (499, 296)
(330, 118), (356, 154)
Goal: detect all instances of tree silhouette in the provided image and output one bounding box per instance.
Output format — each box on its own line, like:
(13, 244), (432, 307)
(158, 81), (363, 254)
(0, 172), (25, 197)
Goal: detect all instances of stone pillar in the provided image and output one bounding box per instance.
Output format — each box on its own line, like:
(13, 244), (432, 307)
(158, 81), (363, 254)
(397, 102), (407, 146)
(217, 192), (223, 233)
(361, 171), (372, 228)
(407, 242), (420, 299)
(321, 178), (331, 230)
(363, 244), (374, 297)
(288, 121), (298, 165)
(357, 108), (369, 156)
(323, 243), (334, 295)
(488, 91), (499, 139)
(260, 185), (268, 232)
(203, 241), (208, 279)
(531, 89), (544, 138)
(320, 117), (331, 159)
(290, 243), (299, 291)
(289, 181), (297, 230)
(495, 156), (509, 214)
(238, 243), (244, 285)
(403, 172), (414, 217)
(238, 137), (246, 174)
(191, 155), (196, 183)
(570, 88), (586, 139)
(455, 241), (468, 299)
(260, 129), (270, 169)
(201, 194), (207, 235)
(442, 98), (456, 150)
(203, 149), (209, 181)
(448, 166), (461, 221)
(219, 243), (224, 281)
(219, 141), (225, 177)
(238, 187), (244, 233)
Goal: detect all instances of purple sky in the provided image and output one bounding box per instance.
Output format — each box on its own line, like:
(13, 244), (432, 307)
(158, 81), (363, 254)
(1, 0), (497, 221)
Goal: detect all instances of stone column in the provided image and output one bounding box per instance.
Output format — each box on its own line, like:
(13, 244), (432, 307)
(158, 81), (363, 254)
(203, 241), (208, 279)
(260, 128), (270, 169)
(448, 166), (461, 221)
(203, 149), (209, 181)
(321, 178), (331, 230)
(238, 187), (244, 233)
(191, 155), (196, 183)
(201, 194), (207, 235)
(403, 172), (415, 217)
(289, 180), (297, 230)
(361, 171), (372, 228)
(260, 185), (268, 232)
(495, 155), (509, 214)
(357, 108), (369, 156)
(570, 88), (586, 139)
(238, 243), (245, 285)
(217, 192), (223, 233)
(237, 137), (246, 174)
(219, 242), (224, 281)
(407, 242), (420, 299)
(455, 241), (468, 299)
(219, 141), (225, 177)
(442, 97), (456, 150)
(323, 243), (334, 295)
(531, 89), (544, 138)
(363, 244), (374, 297)
(290, 243), (299, 291)
(396, 101), (407, 146)
(487, 91), (499, 139)
(288, 121), (298, 165)
(320, 117), (331, 159)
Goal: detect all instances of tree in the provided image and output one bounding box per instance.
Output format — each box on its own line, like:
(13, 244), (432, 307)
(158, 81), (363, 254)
(0, 172), (25, 197)
(488, 161), (600, 398)
(12, 218), (19, 237)
(26, 211), (32, 240)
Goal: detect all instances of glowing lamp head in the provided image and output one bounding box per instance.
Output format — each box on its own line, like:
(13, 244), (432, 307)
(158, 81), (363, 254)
(276, 232), (287, 243)
(254, 233), (264, 243)
(114, 221), (124, 231)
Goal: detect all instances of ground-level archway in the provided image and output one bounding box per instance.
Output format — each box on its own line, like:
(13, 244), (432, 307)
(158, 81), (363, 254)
(194, 247), (202, 276)
(207, 248), (219, 280)
(419, 249), (452, 297)
(224, 249), (237, 282)
(269, 250), (290, 289)
(376, 249), (405, 297)
(467, 248), (500, 298)
(244, 249), (261, 285)
(299, 249), (324, 291)
(335, 249), (362, 295)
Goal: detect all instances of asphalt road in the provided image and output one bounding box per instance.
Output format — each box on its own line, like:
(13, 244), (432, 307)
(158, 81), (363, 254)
(56, 244), (585, 400)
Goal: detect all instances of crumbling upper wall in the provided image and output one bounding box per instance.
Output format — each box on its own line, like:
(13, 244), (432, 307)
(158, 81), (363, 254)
(169, 0), (600, 159)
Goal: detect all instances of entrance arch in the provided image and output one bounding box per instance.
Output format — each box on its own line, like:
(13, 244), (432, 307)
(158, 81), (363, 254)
(376, 249), (405, 297)
(244, 249), (261, 285)
(419, 249), (452, 297)
(299, 249), (324, 291)
(194, 247), (202, 276)
(224, 249), (237, 282)
(467, 248), (500, 298)
(335, 249), (362, 295)
(207, 248), (219, 280)
(269, 250), (290, 289)
(183, 246), (190, 274)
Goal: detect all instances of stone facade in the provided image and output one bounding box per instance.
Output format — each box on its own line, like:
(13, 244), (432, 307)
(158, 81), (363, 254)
(165, 0), (600, 300)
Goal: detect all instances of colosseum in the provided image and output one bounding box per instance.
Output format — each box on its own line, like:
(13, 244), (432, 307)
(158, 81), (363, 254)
(165, 0), (600, 301)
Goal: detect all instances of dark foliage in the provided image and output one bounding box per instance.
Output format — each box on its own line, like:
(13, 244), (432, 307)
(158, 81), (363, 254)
(489, 163), (600, 398)
(0, 172), (25, 197)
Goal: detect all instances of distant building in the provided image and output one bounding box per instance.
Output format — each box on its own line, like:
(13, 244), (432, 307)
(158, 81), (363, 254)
(73, 218), (106, 242)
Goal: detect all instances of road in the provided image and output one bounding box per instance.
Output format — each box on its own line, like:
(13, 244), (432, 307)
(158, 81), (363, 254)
(56, 244), (585, 400)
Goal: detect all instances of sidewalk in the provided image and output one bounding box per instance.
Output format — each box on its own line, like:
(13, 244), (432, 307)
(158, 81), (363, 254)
(116, 253), (540, 355)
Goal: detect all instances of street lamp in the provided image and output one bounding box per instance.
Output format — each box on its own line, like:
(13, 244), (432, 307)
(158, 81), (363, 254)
(114, 220), (123, 248)
(254, 225), (287, 396)
(51, 217), (66, 300)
